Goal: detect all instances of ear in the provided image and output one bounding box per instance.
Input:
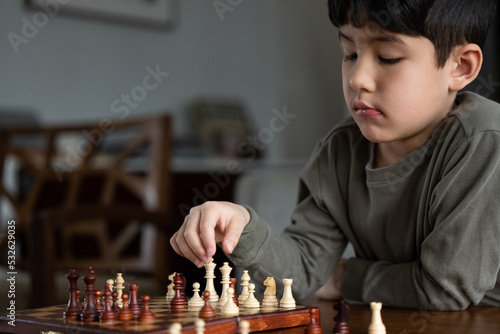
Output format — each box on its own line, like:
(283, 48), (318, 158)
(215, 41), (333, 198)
(448, 44), (483, 91)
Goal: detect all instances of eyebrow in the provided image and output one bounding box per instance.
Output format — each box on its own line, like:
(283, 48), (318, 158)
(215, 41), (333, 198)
(338, 30), (406, 45)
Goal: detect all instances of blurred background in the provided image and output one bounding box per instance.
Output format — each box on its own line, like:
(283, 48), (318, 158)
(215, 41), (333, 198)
(0, 0), (498, 311)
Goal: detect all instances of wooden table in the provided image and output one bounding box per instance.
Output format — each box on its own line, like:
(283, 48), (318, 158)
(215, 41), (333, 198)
(1, 298), (499, 333)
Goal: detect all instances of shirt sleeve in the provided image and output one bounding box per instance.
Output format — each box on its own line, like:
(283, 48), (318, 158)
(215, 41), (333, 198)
(228, 142), (349, 302)
(342, 130), (500, 310)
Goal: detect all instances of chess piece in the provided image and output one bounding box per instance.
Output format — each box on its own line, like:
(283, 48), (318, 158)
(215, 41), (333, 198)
(218, 262), (232, 308)
(170, 273), (187, 309)
(95, 290), (103, 312)
(195, 318), (205, 334)
(128, 283), (141, 316)
(242, 283), (260, 308)
(118, 293), (134, 321)
(166, 272), (176, 302)
(111, 291), (120, 313)
(100, 283), (117, 323)
(239, 320), (250, 334)
(333, 299), (350, 334)
(204, 259), (219, 303)
(199, 291), (216, 318)
(169, 322), (182, 334)
(115, 273), (125, 307)
(229, 278), (239, 306)
(280, 278), (296, 308)
(239, 270), (251, 304)
(138, 295), (156, 322)
(368, 302), (386, 334)
(188, 282), (205, 308)
(63, 269), (80, 320)
(106, 279), (114, 293)
(262, 277), (279, 308)
(305, 307), (322, 334)
(76, 289), (82, 311)
(81, 266), (99, 322)
(222, 287), (239, 315)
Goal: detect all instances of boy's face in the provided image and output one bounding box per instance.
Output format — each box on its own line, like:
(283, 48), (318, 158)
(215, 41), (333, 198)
(339, 24), (456, 152)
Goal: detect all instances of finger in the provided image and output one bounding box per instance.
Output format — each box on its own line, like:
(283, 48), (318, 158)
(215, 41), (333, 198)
(183, 208), (210, 264)
(220, 214), (247, 254)
(169, 230), (183, 257)
(198, 204), (220, 261)
(174, 216), (205, 267)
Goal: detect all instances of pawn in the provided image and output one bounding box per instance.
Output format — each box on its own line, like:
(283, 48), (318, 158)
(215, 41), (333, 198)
(199, 291), (216, 318)
(239, 320), (250, 334)
(100, 285), (117, 323)
(138, 295), (155, 322)
(95, 290), (103, 312)
(305, 307), (322, 334)
(195, 319), (205, 334)
(188, 282), (204, 308)
(117, 293), (134, 321)
(242, 283), (259, 308)
(111, 292), (120, 313)
(76, 289), (82, 310)
(128, 283), (141, 316)
(169, 322), (182, 334)
(221, 288), (239, 315)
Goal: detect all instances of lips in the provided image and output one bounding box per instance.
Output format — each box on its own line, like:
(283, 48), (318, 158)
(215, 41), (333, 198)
(353, 101), (382, 117)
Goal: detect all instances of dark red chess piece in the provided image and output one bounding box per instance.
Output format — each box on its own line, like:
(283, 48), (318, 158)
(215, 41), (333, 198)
(199, 291), (216, 318)
(76, 289), (82, 311)
(118, 293), (134, 321)
(305, 307), (322, 333)
(138, 295), (156, 322)
(180, 273), (187, 299)
(100, 283), (117, 323)
(63, 269), (80, 320)
(229, 277), (239, 306)
(128, 283), (141, 316)
(170, 273), (187, 309)
(95, 290), (103, 312)
(333, 300), (350, 334)
(111, 291), (120, 314)
(81, 266), (99, 322)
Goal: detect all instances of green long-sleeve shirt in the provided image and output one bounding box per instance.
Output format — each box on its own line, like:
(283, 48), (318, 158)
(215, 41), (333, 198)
(227, 92), (500, 311)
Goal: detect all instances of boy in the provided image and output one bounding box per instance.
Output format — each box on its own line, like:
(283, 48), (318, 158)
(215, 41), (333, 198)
(171, 0), (500, 311)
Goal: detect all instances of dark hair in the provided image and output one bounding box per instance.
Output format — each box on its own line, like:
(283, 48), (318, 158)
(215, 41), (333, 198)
(328, 0), (497, 67)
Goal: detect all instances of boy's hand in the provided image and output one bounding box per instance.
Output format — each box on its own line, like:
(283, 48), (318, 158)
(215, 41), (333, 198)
(314, 258), (347, 300)
(170, 201), (251, 268)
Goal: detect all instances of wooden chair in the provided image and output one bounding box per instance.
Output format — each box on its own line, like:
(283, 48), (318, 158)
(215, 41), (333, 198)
(0, 114), (174, 306)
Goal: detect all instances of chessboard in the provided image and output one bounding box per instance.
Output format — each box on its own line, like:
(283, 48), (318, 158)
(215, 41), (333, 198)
(0, 297), (314, 334)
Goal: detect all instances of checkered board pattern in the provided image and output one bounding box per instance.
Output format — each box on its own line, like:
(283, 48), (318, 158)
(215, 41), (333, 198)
(0, 297), (313, 333)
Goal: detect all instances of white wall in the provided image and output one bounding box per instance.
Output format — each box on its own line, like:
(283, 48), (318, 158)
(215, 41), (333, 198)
(0, 0), (347, 161)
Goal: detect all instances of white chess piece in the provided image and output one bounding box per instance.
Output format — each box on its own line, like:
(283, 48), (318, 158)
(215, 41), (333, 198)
(166, 272), (176, 302)
(239, 270), (251, 304)
(169, 322), (182, 334)
(218, 262), (232, 308)
(222, 287), (239, 315)
(115, 273), (125, 307)
(262, 277), (279, 308)
(188, 282), (205, 308)
(239, 320), (250, 334)
(368, 302), (386, 334)
(204, 259), (219, 303)
(106, 279), (114, 293)
(242, 283), (260, 308)
(195, 318), (205, 334)
(280, 278), (296, 308)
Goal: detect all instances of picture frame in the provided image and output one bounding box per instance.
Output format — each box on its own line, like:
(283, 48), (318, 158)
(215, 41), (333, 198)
(25, 0), (177, 28)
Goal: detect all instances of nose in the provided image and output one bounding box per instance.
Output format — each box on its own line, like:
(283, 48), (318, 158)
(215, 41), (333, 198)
(348, 56), (376, 92)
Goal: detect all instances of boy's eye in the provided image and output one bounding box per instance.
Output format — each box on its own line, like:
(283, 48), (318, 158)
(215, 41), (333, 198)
(379, 56), (401, 64)
(344, 53), (357, 61)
